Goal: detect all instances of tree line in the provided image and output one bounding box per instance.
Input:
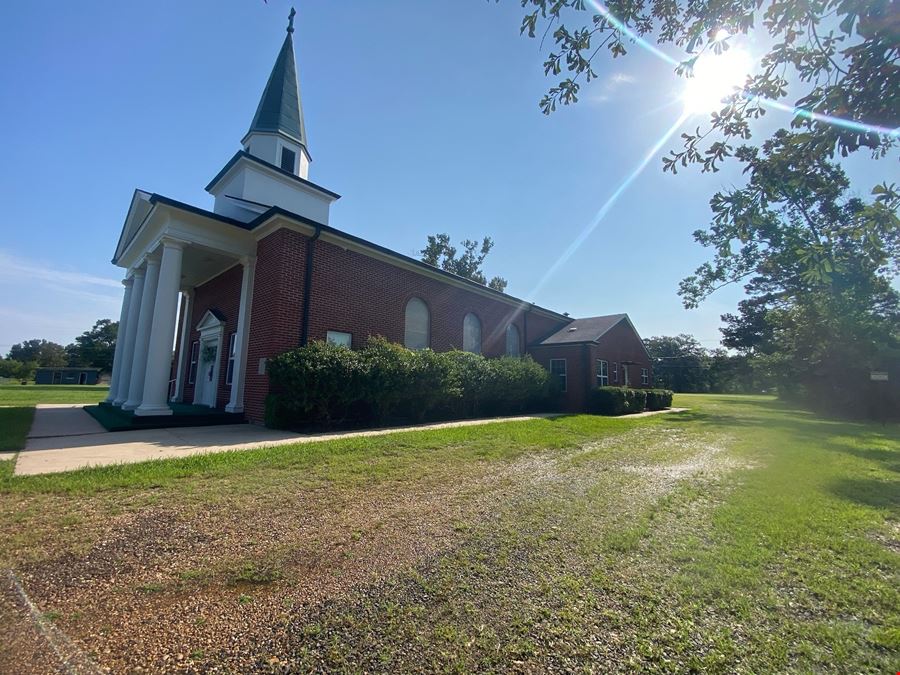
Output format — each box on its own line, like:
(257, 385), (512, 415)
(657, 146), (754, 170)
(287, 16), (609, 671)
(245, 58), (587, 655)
(643, 334), (769, 394)
(0, 319), (117, 381)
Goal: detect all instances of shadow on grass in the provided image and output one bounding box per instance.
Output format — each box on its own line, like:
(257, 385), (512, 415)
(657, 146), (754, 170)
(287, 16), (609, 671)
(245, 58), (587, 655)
(713, 396), (799, 413)
(0, 407), (34, 452)
(829, 477), (900, 510)
(663, 408), (803, 432)
(667, 400), (893, 439)
(821, 435), (900, 474)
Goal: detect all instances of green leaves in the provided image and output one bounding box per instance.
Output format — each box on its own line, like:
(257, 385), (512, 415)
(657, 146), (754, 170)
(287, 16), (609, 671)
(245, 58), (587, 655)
(679, 127), (898, 310)
(420, 233), (508, 293)
(513, 0), (898, 161)
(266, 339), (553, 428)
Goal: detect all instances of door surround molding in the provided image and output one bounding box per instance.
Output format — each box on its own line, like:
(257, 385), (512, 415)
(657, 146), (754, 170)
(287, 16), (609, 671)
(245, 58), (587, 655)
(193, 310), (225, 408)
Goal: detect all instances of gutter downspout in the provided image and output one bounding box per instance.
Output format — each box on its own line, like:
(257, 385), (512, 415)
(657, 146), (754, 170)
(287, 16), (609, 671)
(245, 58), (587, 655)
(523, 304), (530, 354)
(300, 225), (322, 346)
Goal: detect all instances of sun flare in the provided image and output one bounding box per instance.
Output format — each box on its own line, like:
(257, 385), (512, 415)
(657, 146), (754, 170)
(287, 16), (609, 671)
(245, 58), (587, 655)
(682, 46), (754, 114)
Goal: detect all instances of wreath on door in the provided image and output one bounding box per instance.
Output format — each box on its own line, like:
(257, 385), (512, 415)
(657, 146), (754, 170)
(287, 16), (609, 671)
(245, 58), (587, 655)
(201, 343), (218, 363)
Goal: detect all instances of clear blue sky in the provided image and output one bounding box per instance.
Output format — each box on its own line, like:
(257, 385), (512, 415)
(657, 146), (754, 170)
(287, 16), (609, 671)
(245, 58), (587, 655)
(0, 1), (888, 354)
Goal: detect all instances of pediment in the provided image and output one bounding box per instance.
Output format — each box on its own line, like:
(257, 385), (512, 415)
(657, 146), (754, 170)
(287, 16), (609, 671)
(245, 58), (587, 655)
(195, 309), (226, 332)
(113, 189), (154, 264)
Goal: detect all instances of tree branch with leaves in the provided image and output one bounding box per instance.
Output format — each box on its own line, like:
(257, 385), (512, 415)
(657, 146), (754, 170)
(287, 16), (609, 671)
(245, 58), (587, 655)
(421, 233), (509, 292)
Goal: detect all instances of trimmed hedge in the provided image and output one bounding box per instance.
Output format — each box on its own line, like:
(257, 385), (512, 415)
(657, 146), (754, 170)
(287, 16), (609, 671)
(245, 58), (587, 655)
(265, 337), (554, 429)
(589, 386), (673, 415)
(645, 388), (674, 411)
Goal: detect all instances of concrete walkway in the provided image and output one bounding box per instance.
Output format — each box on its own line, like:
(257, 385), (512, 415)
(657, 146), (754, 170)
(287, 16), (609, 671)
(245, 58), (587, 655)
(26, 403), (106, 438)
(13, 405), (687, 477)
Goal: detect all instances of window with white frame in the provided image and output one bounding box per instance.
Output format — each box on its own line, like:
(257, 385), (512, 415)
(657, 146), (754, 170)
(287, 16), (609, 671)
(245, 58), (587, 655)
(612, 361), (618, 384)
(550, 358), (567, 392)
(326, 330), (352, 348)
(463, 312), (482, 354)
(597, 359), (609, 386)
(188, 341), (199, 384)
(641, 368), (649, 385)
(225, 333), (237, 386)
(404, 297), (430, 350)
(505, 324), (521, 357)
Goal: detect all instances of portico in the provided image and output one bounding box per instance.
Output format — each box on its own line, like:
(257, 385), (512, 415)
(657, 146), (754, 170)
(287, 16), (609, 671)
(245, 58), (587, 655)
(107, 192), (258, 417)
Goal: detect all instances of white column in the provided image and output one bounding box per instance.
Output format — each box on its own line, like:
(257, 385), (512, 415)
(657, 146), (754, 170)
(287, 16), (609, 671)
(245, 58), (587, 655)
(123, 256), (161, 410)
(171, 289), (193, 403)
(105, 276), (134, 403)
(226, 256), (256, 413)
(113, 269), (145, 405)
(136, 239), (185, 416)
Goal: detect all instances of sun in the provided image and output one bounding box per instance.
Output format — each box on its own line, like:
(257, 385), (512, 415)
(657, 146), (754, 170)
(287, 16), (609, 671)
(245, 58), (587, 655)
(682, 46), (754, 114)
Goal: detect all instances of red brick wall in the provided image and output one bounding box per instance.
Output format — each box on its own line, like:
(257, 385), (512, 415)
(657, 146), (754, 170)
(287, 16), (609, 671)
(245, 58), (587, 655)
(528, 343), (592, 413)
(592, 320), (653, 388)
(525, 311), (569, 348)
(304, 238), (551, 356)
(181, 264), (243, 409)
(243, 229), (308, 422)
(237, 229), (570, 422)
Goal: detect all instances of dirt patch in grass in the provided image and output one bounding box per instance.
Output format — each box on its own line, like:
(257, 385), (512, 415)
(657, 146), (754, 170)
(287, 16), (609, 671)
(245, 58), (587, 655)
(1, 421), (737, 673)
(5, 463), (526, 671)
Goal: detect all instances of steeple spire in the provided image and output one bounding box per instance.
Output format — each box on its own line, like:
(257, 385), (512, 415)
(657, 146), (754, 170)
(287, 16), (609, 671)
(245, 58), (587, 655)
(243, 8), (309, 176)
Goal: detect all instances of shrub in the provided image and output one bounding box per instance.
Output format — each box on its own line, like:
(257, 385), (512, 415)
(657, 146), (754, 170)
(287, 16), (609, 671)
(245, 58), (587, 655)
(357, 337), (416, 424)
(645, 389), (674, 411)
(479, 356), (554, 416)
(441, 350), (491, 418)
(265, 339), (553, 429)
(630, 388), (648, 413)
(266, 341), (364, 427)
(399, 345), (457, 423)
(590, 387), (648, 416)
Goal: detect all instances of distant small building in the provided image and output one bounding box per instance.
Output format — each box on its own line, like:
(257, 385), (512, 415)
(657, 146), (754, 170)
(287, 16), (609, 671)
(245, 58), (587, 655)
(35, 367), (101, 385)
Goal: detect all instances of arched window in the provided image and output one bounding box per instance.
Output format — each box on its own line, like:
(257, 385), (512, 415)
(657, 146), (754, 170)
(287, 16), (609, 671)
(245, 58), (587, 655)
(463, 313), (482, 354)
(505, 324), (521, 357)
(404, 297), (430, 350)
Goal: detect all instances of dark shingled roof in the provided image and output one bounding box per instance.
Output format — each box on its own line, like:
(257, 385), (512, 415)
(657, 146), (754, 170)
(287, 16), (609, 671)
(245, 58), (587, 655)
(246, 30), (307, 147)
(539, 314), (628, 345)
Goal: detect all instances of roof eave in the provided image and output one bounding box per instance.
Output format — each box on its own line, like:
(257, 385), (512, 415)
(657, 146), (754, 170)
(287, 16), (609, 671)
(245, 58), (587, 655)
(204, 151), (338, 200)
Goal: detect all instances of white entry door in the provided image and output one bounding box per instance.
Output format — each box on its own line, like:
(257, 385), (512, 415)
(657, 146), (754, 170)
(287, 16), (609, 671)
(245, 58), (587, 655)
(196, 337), (219, 407)
(192, 310), (225, 409)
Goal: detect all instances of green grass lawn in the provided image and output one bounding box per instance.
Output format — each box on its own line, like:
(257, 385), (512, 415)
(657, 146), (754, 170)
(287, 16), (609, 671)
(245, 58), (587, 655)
(0, 384), (109, 407)
(0, 394), (897, 672)
(0, 384), (108, 453)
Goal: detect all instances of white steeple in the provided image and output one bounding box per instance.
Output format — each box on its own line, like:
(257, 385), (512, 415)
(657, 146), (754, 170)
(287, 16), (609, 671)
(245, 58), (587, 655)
(205, 8), (340, 224)
(241, 7), (311, 179)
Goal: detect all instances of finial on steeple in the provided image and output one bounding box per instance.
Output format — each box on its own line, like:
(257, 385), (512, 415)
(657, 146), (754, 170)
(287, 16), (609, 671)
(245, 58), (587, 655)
(287, 7), (296, 34)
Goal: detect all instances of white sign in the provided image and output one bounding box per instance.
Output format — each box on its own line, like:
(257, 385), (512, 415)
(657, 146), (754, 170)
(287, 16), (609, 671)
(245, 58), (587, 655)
(870, 371), (889, 382)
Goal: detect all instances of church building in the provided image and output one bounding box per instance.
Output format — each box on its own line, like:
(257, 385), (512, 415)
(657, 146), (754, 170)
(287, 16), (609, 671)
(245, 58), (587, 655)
(104, 11), (653, 424)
